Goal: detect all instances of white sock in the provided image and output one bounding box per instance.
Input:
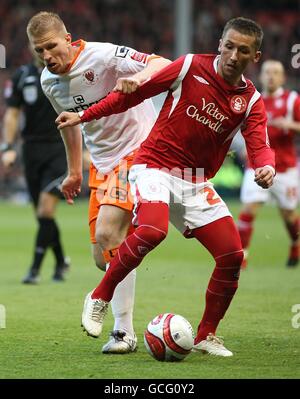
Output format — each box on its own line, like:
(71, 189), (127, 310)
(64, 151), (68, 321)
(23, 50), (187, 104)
(106, 263), (136, 337)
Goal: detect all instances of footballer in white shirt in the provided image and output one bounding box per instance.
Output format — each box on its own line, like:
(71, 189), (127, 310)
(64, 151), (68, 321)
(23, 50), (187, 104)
(27, 11), (171, 354)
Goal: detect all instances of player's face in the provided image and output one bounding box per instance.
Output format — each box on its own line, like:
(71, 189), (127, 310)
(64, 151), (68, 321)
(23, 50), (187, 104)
(259, 62), (285, 93)
(29, 30), (73, 74)
(218, 28), (261, 85)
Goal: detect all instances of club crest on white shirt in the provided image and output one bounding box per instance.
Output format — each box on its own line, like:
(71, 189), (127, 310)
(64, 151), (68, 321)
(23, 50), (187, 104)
(82, 68), (99, 85)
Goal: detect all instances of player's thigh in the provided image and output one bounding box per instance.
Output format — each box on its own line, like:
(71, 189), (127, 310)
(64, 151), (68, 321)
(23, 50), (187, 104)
(96, 204), (133, 246)
(240, 168), (269, 204)
(169, 179), (232, 235)
(272, 168), (299, 210)
(195, 215), (242, 256)
(129, 165), (171, 229)
(129, 165), (171, 204)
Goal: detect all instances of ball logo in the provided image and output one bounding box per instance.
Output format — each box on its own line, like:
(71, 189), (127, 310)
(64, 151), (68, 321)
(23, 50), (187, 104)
(82, 69), (99, 85)
(230, 95), (247, 114)
(151, 314), (165, 325)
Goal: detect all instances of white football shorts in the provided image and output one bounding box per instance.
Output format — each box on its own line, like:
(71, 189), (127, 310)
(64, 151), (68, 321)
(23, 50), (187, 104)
(240, 167), (299, 210)
(128, 164), (232, 234)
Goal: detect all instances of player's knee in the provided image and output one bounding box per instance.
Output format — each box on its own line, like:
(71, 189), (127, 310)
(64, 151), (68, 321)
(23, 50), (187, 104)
(93, 252), (106, 271)
(225, 250), (244, 273)
(241, 203), (260, 218)
(138, 224), (168, 247)
(218, 250), (244, 271)
(37, 206), (55, 218)
(94, 258), (106, 271)
(231, 250), (244, 269)
(95, 227), (122, 250)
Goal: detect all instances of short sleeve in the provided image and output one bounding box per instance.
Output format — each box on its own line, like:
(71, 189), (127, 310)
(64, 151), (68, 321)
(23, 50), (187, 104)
(107, 44), (155, 77)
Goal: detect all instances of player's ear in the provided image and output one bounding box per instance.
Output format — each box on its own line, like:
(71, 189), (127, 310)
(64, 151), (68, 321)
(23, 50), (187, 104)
(66, 33), (72, 44)
(218, 39), (222, 53)
(253, 50), (261, 64)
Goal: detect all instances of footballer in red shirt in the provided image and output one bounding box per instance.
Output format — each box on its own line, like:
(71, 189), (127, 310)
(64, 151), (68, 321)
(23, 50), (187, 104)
(57, 17), (275, 356)
(238, 60), (300, 269)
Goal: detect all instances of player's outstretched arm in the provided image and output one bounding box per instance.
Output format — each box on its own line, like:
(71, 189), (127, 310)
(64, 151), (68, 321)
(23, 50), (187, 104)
(56, 57), (185, 127)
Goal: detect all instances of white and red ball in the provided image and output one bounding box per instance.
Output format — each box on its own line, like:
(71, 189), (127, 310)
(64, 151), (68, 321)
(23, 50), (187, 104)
(144, 313), (194, 362)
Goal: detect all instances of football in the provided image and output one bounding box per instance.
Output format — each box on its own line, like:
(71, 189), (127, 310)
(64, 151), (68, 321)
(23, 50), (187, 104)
(144, 313), (194, 362)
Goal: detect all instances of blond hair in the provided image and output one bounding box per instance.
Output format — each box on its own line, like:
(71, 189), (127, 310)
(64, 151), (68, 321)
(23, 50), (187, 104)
(27, 11), (67, 38)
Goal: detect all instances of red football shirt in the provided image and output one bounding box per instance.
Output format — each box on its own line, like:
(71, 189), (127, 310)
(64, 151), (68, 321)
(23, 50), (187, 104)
(82, 54), (275, 179)
(262, 88), (300, 172)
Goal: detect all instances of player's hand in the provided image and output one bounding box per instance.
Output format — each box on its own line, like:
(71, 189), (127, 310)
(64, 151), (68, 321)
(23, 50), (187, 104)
(1, 150), (17, 168)
(254, 166), (274, 189)
(113, 77), (141, 94)
(55, 112), (81, 130)
(60, 174), (82, 205)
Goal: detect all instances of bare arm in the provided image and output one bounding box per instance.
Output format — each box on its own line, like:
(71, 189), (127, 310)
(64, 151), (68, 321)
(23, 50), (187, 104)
(60, 125), (83, 204)
(1, 107), (21, 167)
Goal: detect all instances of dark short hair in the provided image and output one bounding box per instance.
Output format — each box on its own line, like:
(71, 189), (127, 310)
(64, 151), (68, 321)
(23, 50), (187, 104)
(222, 17), (263, 50)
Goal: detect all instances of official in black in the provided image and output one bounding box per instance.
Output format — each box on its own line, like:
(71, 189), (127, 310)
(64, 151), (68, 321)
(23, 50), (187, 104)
(1, 55), (70, 283)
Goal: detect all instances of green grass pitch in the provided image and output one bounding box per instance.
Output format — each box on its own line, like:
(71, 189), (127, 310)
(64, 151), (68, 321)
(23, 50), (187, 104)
(0, 200), (299, 379)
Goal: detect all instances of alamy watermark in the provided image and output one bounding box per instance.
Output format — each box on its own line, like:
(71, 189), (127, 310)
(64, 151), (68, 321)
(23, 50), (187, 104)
(291, 304), (300, 329)
(0, 304), (6, 329)
(0, 44), (6, 68)
(291, 44), (300, 69)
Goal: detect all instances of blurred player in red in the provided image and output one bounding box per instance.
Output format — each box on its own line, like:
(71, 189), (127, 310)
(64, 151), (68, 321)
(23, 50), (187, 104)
(56, 17), (275, 356)
(237, 60), (300, 269)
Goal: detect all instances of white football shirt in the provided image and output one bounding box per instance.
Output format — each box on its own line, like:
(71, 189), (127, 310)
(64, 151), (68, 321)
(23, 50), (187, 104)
(41, 40), (157, 174)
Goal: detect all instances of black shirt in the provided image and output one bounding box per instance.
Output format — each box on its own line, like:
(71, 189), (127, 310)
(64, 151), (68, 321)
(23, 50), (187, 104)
(5, 63), (62, 143)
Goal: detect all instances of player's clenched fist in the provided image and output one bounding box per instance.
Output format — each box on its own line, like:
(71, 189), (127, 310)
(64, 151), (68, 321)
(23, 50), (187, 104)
(254, 166), (275, 189)
(56, 112), (81, 129)
(113, 77), (141, 94)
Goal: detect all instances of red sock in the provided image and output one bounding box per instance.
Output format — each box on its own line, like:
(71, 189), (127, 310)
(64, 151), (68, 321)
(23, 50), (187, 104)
(91, 202), (169, 301)
(286, 217), (300, 243)
(191, 216), (243, 343)
(237, 212), (254, 249)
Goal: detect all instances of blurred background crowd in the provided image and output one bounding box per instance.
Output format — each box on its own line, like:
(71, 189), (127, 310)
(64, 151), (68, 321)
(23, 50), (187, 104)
(1, 0), (300, 200)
